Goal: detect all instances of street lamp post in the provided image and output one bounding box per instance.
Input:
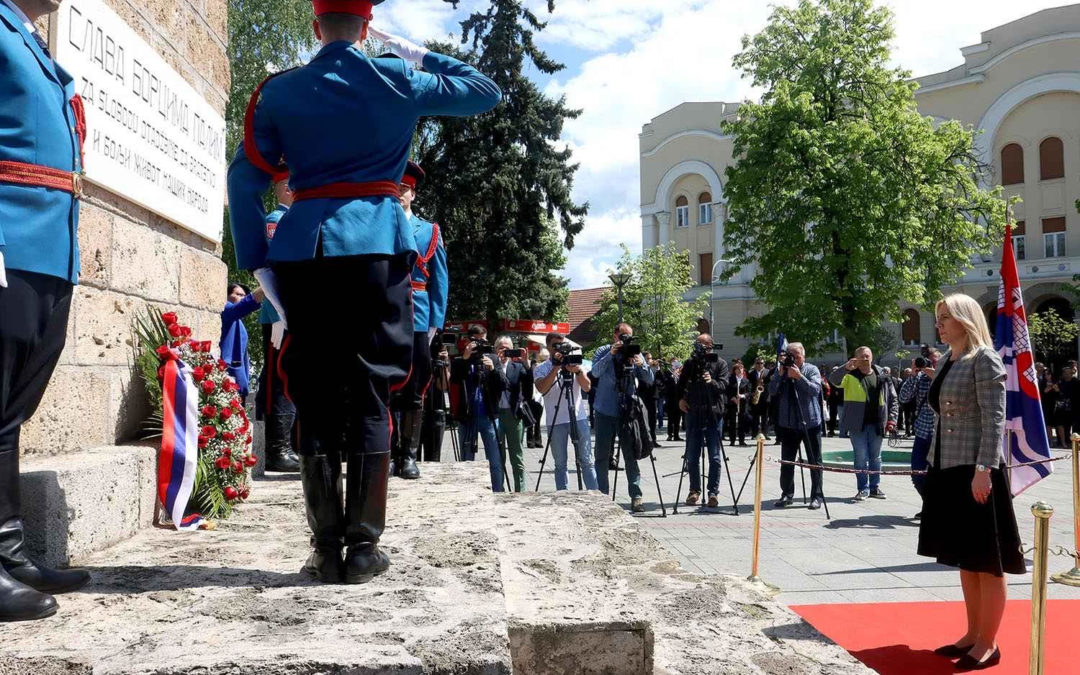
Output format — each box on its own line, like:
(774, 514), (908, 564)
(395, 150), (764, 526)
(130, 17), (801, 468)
(609, 271), (631, 323)
(709, 259), (733, 333)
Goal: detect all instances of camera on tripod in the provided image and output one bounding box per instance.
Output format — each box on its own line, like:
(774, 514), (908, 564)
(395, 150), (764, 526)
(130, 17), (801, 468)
(431, 331), (458, 367)
(552, 341), (583, 375)
(618, 333), (642, 358)
(468, 338), (495, 363)
(691, 341), (719, 364)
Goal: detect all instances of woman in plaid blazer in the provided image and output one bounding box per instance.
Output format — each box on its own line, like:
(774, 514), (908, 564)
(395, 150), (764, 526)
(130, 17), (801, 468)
(918, 294), (1023, 671)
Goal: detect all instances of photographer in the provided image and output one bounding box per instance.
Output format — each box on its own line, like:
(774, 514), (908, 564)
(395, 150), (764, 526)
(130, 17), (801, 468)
(677, 334), (730, 507)
(493, 336), (533, 492)
(592, 323), (654, 512)
(767, 342), (825, 509)
(450, 326), (505, 492)
(533, 333), (599, 491)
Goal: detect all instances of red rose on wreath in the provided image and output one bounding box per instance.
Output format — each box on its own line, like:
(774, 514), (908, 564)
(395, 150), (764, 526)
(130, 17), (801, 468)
(156, 365), (166, 381)
(222, 431), (235, 441)
(192, 367), (205, 382)
(155, 345), (171, 359)
(244, 455), (258, 467)
(218, 359), (228, 371)
(161, 312), (178, 325)
(201, 380), (216, 394)
(230, 399), (242, 410)
(201, 404), (217, 418)
(232, 461), (244, 474)
(240, 488), (250, 500)
(224, 486), (239, 501)
(201, 341), (213, 353)
(200, 425), (217, 439)
(245, 434), (253, 445)
(167, 323), (182, 337)
(179, 326), (192, 338)
(198, 437), (209, 449)
(214, 456), (230, 470)
(220, 407), (233, 421)
(223, 448), (232, 457)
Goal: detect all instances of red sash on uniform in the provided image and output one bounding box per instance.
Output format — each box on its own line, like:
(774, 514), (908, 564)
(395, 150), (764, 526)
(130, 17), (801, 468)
(409, 223), (441, 291)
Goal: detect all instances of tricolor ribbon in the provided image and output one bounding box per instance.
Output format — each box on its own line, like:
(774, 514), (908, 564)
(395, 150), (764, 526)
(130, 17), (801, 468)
(158, 349), (203, 530)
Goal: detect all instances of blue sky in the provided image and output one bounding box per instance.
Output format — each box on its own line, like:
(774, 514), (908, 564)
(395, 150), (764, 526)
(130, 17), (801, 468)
(375, 0), (1067, 290)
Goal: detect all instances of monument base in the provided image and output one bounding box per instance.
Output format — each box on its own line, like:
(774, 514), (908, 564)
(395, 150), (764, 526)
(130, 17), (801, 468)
(3, 463), (872, 675)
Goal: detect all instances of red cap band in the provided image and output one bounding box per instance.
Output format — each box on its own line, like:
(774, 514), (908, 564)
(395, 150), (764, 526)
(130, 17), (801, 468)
(401, 174), (417, 190)
(312, 0), (373, 19)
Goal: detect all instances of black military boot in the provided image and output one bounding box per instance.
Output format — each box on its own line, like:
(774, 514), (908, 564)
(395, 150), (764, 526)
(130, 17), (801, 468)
(422, 409), (444, 463)
(0, 518), (90, 595)
(397, 410), (421, 479)
(343, 452), (390, 584)
(298, 453), (344, 582)
(264, 397), (300, 472)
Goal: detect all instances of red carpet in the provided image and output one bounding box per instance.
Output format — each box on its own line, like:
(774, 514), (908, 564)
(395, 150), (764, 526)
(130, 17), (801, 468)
(791, 599), (1080, 674)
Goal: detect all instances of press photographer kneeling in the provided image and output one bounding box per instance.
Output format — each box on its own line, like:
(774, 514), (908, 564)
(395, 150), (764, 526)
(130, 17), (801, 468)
(533, 333), (598, 491)
(678, 334), (730, 507)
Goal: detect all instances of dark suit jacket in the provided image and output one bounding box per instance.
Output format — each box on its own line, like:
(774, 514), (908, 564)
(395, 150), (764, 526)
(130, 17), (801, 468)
(450, 356), (503, 420)
(494, 359), (534, 414)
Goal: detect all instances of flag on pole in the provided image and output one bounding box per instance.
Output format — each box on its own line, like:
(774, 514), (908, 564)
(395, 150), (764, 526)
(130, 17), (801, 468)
(995, 226), (1053, 495)
(776, 333), (788, 359)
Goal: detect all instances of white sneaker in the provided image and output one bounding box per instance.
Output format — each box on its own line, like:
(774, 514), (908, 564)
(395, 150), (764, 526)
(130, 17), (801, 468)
(853, 490), (869, 502)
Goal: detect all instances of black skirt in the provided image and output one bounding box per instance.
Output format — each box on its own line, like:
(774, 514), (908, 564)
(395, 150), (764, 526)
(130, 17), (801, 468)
(917, 464), (1026, 576)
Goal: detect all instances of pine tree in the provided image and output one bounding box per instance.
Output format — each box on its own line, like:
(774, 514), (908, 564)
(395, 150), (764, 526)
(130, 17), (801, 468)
(414, 0), (586, 324)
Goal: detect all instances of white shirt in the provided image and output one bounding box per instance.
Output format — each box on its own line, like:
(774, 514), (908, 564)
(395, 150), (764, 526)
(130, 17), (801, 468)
(534, 359), (590, 425)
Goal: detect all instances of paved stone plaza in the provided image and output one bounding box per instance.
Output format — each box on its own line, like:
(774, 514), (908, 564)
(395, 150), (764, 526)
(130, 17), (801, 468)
(481, 426), (1080, 607)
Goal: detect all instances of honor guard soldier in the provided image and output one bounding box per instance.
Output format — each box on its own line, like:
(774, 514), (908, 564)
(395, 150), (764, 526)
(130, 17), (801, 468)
(390, 161), (447, 479)
(227, 0), (500, 584)
(256, 175), (300, 473)
(0, 0), (93, 621)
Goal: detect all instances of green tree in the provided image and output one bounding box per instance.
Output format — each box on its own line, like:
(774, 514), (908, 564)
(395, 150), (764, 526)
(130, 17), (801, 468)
(1028, 310), (1078, 371)
(414, 0), (586, 324)
(721, 0), (1006, 352)
(589, 244), (709, 361)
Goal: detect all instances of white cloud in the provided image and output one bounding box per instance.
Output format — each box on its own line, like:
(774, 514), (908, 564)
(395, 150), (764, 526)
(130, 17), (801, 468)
(561, 208), (641, 289)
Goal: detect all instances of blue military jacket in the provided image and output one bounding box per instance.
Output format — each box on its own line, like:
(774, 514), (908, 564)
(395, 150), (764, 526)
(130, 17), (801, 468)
(0, 2), (83, 283)
(409, 214), (447, 333)
(258, 204), (288, 324)
(227, 43), (501, 270)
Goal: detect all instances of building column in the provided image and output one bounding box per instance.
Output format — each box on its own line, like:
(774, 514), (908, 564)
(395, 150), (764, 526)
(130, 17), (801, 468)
(640, 214), (658, 249)
(656, 211), (671, 246)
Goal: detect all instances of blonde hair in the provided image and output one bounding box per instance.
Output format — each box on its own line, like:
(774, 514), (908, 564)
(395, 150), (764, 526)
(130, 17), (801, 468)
(936, 294), (993, 352)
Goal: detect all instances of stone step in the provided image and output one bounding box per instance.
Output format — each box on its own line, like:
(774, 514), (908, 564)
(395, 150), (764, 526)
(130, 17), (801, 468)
(3, 462), (872, 675)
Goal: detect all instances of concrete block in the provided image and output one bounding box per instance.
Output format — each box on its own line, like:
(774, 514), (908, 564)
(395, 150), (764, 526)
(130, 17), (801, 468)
(251, 419), (266, 478)
(77, 203), (113, 288)
(71, 286), (139, 367)
(179, 246), (227, 312)
(19, 447), (145, 568)
(109, 218), (182, 304)
(106, 364), (151, 442)
(19, 367), (110, 457)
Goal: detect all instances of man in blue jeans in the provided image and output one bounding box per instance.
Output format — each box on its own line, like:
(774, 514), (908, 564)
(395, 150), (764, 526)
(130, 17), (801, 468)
(533, 333), (598, 491)
(592, 323), (654, 512)
(677, 334), (729, 507)
(828, 346), (898, 501)
(450, 326), (504, 492)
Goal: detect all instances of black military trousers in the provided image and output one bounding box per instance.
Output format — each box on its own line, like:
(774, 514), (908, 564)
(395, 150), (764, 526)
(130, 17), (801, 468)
(777, 426), (824, 499)
(391, 331), (432, 412)
(0, 270), (73, 522)
(272, 254), (413, 459)
(257, 323), (296, 453)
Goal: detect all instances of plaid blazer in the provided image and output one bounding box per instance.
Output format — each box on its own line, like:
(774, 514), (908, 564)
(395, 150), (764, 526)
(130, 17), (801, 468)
(928, 346), (1007, 470)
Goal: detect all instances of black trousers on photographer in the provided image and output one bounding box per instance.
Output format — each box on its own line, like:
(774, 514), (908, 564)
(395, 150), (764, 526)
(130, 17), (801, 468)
(777, 426), (824, 499)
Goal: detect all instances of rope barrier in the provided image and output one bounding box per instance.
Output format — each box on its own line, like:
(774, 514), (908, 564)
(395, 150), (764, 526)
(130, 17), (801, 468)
(757, 453), (1071, 476)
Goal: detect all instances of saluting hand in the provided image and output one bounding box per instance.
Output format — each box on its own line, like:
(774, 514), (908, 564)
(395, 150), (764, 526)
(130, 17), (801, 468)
(368, 27), (429, 67)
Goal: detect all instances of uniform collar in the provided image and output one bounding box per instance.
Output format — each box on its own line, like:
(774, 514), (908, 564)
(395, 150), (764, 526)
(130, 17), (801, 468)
(314, 40), (357, 60)
(1, 0), (34, 33)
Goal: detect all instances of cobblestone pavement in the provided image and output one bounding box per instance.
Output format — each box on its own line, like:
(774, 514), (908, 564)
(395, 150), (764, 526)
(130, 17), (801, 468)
(437, 422), (1080, 606)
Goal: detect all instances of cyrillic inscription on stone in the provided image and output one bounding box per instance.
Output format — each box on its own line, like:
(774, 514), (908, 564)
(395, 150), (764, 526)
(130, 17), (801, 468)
(54, 0), (226, 242)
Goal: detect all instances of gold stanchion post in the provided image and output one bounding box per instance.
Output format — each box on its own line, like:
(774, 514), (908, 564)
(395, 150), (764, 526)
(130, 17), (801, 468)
(1029, 502), (1053, 675)
(748, 435), (765, 583)
(1052, 435), (1080, 587)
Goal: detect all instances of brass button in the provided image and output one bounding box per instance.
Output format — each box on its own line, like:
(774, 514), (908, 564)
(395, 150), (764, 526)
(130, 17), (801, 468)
(947, 428), (954, 433)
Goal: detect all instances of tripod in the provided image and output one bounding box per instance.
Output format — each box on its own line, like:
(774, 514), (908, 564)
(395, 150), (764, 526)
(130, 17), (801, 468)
(738, 372), (830, 520)
(534, 369), (584, 491)
(430, 361), (460, 462)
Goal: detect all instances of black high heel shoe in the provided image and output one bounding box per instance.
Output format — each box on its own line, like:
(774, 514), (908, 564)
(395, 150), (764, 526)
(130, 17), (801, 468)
(954, 647), (1001, 671)
(932, 643), (974, 658)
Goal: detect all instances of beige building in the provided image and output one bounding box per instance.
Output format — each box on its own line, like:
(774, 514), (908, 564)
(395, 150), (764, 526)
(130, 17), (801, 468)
(640, 4), (1080, 365)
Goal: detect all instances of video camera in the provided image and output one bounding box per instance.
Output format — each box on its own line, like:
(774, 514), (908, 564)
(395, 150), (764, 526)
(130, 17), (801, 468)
(431, 331), (459, 367)
(618, 333), (642, 358)
(552, 340), (583, 370)
(691, 341), (719, 364)
(781, 352), (796, 369)
(468, 337), (495, 364)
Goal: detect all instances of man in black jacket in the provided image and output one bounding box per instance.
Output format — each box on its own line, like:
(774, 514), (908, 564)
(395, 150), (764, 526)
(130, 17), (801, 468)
(450, 326), (506, 491)
(492, 336), (533, 492)
(727, 362), (752, 447)
(677, 334), (730, 507)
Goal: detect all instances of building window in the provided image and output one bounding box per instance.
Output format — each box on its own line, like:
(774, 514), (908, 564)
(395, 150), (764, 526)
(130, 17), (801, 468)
(675, 196), (689, 228)
(901, 309), (921, 345)
(699, 253), (713, 287)
(1000, 143), (1024, 185)
(1044, 217), (1066, 258)
(698, 192), (713, 225)
(1040, 137), (1065, 180)
(1012, 220), (1026, 260)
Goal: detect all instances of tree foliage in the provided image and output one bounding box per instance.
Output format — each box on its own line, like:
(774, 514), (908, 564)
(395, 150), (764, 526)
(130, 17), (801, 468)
(721, 0), (1006, 352)
(1028, 310), (1078, 370)
(589, 244), (709, 361)
(414, 0), (586, 323)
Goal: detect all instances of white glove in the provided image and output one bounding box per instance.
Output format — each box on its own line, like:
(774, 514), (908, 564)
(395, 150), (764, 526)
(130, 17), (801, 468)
(0, 251), (7, 288)
(368, 26), (429, 67)
(428, 326), (437, 345)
